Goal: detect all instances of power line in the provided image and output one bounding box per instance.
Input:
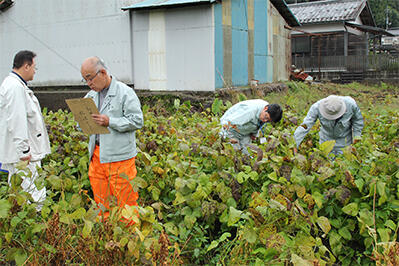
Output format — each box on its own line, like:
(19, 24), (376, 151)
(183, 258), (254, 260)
(0, 7), (81, 73)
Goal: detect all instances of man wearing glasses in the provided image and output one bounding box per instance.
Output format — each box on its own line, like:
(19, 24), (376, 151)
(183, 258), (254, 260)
(80, 56), (143, 224)
(0, 50), (51, 210)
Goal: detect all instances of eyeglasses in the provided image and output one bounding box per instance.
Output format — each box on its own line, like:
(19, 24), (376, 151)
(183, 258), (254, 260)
(82, 70), (100, 83)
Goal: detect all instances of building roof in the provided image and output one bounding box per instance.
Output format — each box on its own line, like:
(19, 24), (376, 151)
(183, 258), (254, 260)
(123, 0), (300, 27)
(345, 22), (394, 36)
(288, 0), (375, 27)
(121, 0), (216, 10)
(0, 0), (13, 11)
(270, 0), (300, 27)
(387, 28), (399, 36)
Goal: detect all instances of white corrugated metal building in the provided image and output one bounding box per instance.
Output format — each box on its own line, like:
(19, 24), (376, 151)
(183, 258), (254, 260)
(0, 0), (299, 91)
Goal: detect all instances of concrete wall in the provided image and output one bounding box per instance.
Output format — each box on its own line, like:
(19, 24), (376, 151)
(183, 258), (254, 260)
(0, 0), (135, 86)
(131, 6), (215, 91)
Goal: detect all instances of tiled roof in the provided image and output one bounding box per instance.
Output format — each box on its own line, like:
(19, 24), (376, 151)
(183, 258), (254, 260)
(270, 0), (300, 27)
(288, 0), (368, 25)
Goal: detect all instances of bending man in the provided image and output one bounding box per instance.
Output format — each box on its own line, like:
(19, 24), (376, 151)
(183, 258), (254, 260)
(220, 99), (283, 154)
(294, 95), (364, 155)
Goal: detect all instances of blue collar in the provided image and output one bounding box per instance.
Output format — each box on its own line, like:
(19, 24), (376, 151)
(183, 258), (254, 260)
(11, 71), (27, 85)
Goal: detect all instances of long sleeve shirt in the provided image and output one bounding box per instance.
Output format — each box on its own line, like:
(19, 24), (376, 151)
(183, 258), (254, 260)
(294, 96), (364, 154)
(220, 99), (268, 140)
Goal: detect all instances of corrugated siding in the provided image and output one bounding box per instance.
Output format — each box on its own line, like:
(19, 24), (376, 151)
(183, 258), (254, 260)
(231, 0), (248, 86)
(254, 0), (268, 83)
(0, 0), (133, 86)
(269, 2), (291, 82)
(214, 3), (224, 88)
(132, 6), (214, 91)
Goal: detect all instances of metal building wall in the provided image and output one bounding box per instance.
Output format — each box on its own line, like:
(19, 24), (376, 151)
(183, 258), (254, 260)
(214, 0), (289, 88)
(0, 0), (134, 86)
(131, 6), (215, 91)
(254, 0), (269, 84)
(268, 1), (291, 82)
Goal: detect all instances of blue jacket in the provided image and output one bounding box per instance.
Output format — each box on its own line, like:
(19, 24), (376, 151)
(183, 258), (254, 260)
(220, 99), (268, 140)
(85, 78), (143, 163)
(294, 96), (364, 154)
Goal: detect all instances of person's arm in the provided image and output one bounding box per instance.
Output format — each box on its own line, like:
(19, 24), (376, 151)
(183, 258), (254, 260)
(6, 83), (30, 160)
(351, 102), (364, 141)
(293, 103), (319, 148)
(108, 90), (143, 132)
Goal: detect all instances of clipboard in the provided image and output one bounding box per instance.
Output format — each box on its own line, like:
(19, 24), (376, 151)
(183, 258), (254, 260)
(66, 98), (110, 135)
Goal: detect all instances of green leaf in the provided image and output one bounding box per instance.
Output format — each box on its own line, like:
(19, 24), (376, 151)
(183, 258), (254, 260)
(338, 227), (352, 240)
(320, 140), (336, 157)
(41, 206), (51, 219)
(377, 181), (386, 198)
(358, 209), (373, 226)
(354, 178), (364, 192)
(164, 222), (179, 236)
(184, 215), (196, 229)
(219, 232), (231, 242)
(291, 253), (313, 266)
(207, 240), (219, 251)
(317, 216), (331, 235)
(82, 221), (93, 238)
(227, 207), (242, 226)
(32, 223), (46, 234)
(70, 194), (82, 208)
(211, 98), (223, 115)
(174, 98), (180, 109)
(120, 237), (129, 247)
(47, 175), (62, 190)
(242, 227), (257, 243)
(312, 191), (323, 209)
(268, 171), (278, 182)
(130, 176), (148, 193)
(377, 228), (391, 242)
(237, 172), (246, 184)
(5, 232), (12, 243)
(0, 199), (11, 218)
(384, 220), (396, 231)
(14, 249), (27, 266)
(70, 207), (86, 220)
(10, 217), (22, 228)
(173, 192), (186, 205)
(342, 202), (359, 216)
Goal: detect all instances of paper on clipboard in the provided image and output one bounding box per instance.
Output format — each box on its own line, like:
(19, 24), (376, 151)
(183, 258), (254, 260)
(66, 98), (110, 135)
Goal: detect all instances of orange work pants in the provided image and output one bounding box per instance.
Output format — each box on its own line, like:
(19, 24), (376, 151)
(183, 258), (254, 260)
(88, 145), (138, 223)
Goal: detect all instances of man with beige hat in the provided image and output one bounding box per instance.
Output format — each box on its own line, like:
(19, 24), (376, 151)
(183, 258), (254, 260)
(294, 95), (364, 155)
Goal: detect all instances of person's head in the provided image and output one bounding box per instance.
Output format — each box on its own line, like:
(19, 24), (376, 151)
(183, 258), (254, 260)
(259, 104), (283, 123)
(80, 56), (111, 92)
(12, 50), (37, 81)
(319, 95), (346, 120)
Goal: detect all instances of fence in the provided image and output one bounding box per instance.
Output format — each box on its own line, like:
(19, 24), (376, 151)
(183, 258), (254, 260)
(292, 54), (399, 73)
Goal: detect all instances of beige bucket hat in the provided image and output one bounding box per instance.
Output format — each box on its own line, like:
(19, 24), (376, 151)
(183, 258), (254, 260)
(318, 95), (346, 120)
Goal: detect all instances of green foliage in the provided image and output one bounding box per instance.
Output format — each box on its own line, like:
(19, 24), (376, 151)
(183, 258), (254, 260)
(0, 83), (398, 264)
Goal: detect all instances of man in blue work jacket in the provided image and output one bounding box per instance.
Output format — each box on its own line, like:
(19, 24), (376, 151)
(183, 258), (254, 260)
(294, 95), (364, 155)
(220, 99), (283, 154)
(81, 56), (143, 224)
